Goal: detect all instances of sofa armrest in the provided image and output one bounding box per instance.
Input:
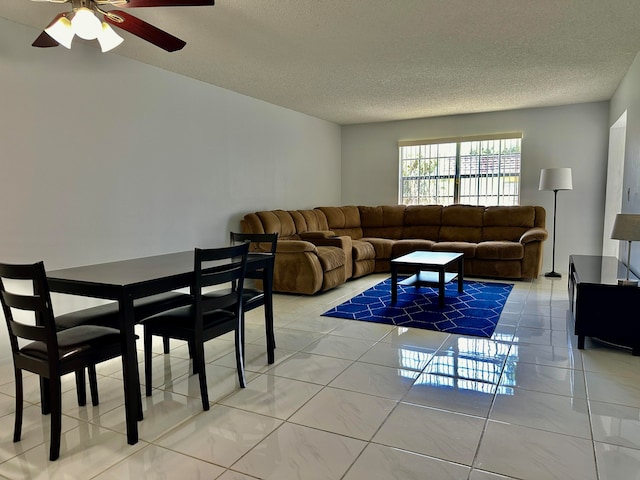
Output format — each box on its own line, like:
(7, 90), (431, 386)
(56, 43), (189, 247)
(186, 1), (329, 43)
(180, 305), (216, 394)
(275, 240), (318, 254)
(299, 230), (337, 240)
(520, 227), (548, 244)
(306, 235), (352, 250)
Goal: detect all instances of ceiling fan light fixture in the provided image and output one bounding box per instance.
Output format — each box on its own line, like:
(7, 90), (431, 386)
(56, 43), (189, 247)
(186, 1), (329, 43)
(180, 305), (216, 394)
(72, 7), (102, 40)
(35, 0), (214, 52)
(97, 22), (124, 52)
(44, 15), (74, 49)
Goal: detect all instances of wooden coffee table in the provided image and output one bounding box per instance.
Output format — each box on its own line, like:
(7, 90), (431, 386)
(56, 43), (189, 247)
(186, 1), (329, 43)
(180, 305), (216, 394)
(391, 251), (464, 307)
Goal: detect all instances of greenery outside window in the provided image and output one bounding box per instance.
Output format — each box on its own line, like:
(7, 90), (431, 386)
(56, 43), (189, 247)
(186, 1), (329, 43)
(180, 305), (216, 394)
(399, 133), (522, 206)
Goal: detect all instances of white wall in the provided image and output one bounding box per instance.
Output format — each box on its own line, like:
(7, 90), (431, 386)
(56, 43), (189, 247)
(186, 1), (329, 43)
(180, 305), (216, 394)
(0, 18), (341, 272)
(609, 51), (640, 275)
(341, 103), (611, 275)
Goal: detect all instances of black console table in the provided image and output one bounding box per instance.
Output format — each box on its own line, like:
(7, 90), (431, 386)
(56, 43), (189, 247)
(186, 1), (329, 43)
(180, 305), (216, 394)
(568, 254), (640, 355)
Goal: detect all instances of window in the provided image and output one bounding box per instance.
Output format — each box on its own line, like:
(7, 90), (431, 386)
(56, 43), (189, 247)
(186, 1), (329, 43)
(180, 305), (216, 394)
(399, 133), (522, 206)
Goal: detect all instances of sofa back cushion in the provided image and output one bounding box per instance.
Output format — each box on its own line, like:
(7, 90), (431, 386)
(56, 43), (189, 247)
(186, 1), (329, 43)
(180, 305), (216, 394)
(403, 205), (442, 240)
(317, 206), (364, 239)
(439, 205), (484, 242)
(241, 213), (266, 234)
(291, 209), (329, 234)
(359, 205), (406, 239)
(482, 206), (536, 242)
(250, 209), (330, 240)
(255, 210), (298, 238)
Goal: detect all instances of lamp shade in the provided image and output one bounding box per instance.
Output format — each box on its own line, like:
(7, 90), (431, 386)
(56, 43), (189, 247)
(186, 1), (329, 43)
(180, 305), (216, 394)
(539, 168), (573, 191)
(611, 213), (640, 241)
(45, 15), (74, 49)
(97, 23), (124, 52)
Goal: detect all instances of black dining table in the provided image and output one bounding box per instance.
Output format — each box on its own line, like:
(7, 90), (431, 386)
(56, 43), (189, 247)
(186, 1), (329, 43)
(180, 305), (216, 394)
(46, 250), (275, 445)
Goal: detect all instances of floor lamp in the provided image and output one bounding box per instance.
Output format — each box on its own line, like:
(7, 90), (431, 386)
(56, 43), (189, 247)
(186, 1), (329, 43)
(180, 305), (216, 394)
(539, 167), (573, 278)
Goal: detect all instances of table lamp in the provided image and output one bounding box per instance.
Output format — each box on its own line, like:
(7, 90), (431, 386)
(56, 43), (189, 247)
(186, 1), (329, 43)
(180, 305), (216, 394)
(539, 167), (573, 278)
(611, 213), (640, 286)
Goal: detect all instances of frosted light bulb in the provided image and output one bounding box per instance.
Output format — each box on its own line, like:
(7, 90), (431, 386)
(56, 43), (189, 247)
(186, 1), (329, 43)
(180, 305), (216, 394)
(72, 7), (102, 40)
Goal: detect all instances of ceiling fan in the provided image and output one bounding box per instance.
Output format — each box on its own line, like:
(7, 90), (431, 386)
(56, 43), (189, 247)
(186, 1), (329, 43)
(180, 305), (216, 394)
(32, 0), (215, 53)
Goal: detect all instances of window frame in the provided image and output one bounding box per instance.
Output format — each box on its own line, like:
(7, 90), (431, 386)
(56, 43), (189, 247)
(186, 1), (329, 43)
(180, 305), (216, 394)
(398, 132), (523, 206)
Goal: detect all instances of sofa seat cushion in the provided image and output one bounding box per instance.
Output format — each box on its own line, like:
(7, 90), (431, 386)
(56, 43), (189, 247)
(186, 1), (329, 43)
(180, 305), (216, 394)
(350, 240), (376, 278)
(316, 246), (346, 272)
(361, 237), (395, 260)
(432, 241), (477, 258)
(352, 240), (376, 261)
(276, 240), (317, 253)
(352, 259), (376, 278)
(475, 241), (524, 260)
(470, 259), (522, 279)
(392, 239), (435, 258)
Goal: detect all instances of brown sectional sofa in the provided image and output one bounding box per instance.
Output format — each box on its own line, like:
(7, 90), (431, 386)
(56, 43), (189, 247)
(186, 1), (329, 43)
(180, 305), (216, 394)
(240, 204), (548, 295)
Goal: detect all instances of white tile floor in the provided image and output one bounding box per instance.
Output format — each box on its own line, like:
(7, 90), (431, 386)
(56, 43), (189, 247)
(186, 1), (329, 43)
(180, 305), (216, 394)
(1, 273), (640, 479)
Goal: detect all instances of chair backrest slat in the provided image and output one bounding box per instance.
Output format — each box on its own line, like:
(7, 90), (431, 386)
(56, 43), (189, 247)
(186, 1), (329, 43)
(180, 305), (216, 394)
(0, 261), (59, 355)
(194, 244), (249, 315)
(2, 289), (48, 312)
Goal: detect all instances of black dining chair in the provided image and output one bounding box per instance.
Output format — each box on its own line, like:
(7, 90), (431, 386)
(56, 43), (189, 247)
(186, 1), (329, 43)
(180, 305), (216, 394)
(219, 232), (278, 357)
(160, 233), (278, 358)
(0, 261), (125, 461)
(142, 243), (249, 410)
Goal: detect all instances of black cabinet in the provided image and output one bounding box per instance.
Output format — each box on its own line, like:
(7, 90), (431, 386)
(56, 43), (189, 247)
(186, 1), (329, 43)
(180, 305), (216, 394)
(568, 255), (640, 355)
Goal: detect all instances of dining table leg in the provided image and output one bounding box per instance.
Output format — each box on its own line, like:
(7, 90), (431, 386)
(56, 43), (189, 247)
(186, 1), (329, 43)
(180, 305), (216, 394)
(119, 294), (141, 445)
(263, 258), (275, 364)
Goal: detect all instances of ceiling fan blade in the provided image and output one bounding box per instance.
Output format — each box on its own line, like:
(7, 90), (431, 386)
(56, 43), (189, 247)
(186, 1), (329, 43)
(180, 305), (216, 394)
(120, 0), (214, 7)
(32, 31), (59, 48)
(32, 13), (68, 48)
(104, 10), (186, 52)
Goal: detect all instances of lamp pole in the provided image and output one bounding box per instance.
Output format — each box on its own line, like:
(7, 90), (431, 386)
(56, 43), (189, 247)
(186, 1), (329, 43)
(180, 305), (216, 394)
(545, 189), (561, 278)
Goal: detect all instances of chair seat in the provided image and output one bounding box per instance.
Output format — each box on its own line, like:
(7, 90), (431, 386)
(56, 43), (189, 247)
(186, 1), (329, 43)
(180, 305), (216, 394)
(21, 325), (121, 361)
(143, 305), (235, 330)
(55, 291), (193, 330)
(316, 246), (346, 272)
(203, 288), (265, 309)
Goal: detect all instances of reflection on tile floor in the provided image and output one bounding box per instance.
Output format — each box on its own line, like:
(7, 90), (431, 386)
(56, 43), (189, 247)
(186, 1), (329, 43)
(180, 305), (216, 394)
(1, 273), (640, 478)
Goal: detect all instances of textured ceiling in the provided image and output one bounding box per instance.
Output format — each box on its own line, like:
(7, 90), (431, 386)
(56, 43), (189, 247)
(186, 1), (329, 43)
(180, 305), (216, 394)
(3, 0), (640, 125)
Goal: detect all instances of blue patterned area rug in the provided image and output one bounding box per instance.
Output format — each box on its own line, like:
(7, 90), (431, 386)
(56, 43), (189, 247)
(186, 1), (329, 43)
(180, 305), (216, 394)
(322, 278), (514, 338)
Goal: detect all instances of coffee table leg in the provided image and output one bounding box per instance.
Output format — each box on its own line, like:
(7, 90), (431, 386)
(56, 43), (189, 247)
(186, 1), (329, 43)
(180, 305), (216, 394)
(391, 264), (398, 304)
(458, 256), (464, 293)
(438, 268), (445, 307)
